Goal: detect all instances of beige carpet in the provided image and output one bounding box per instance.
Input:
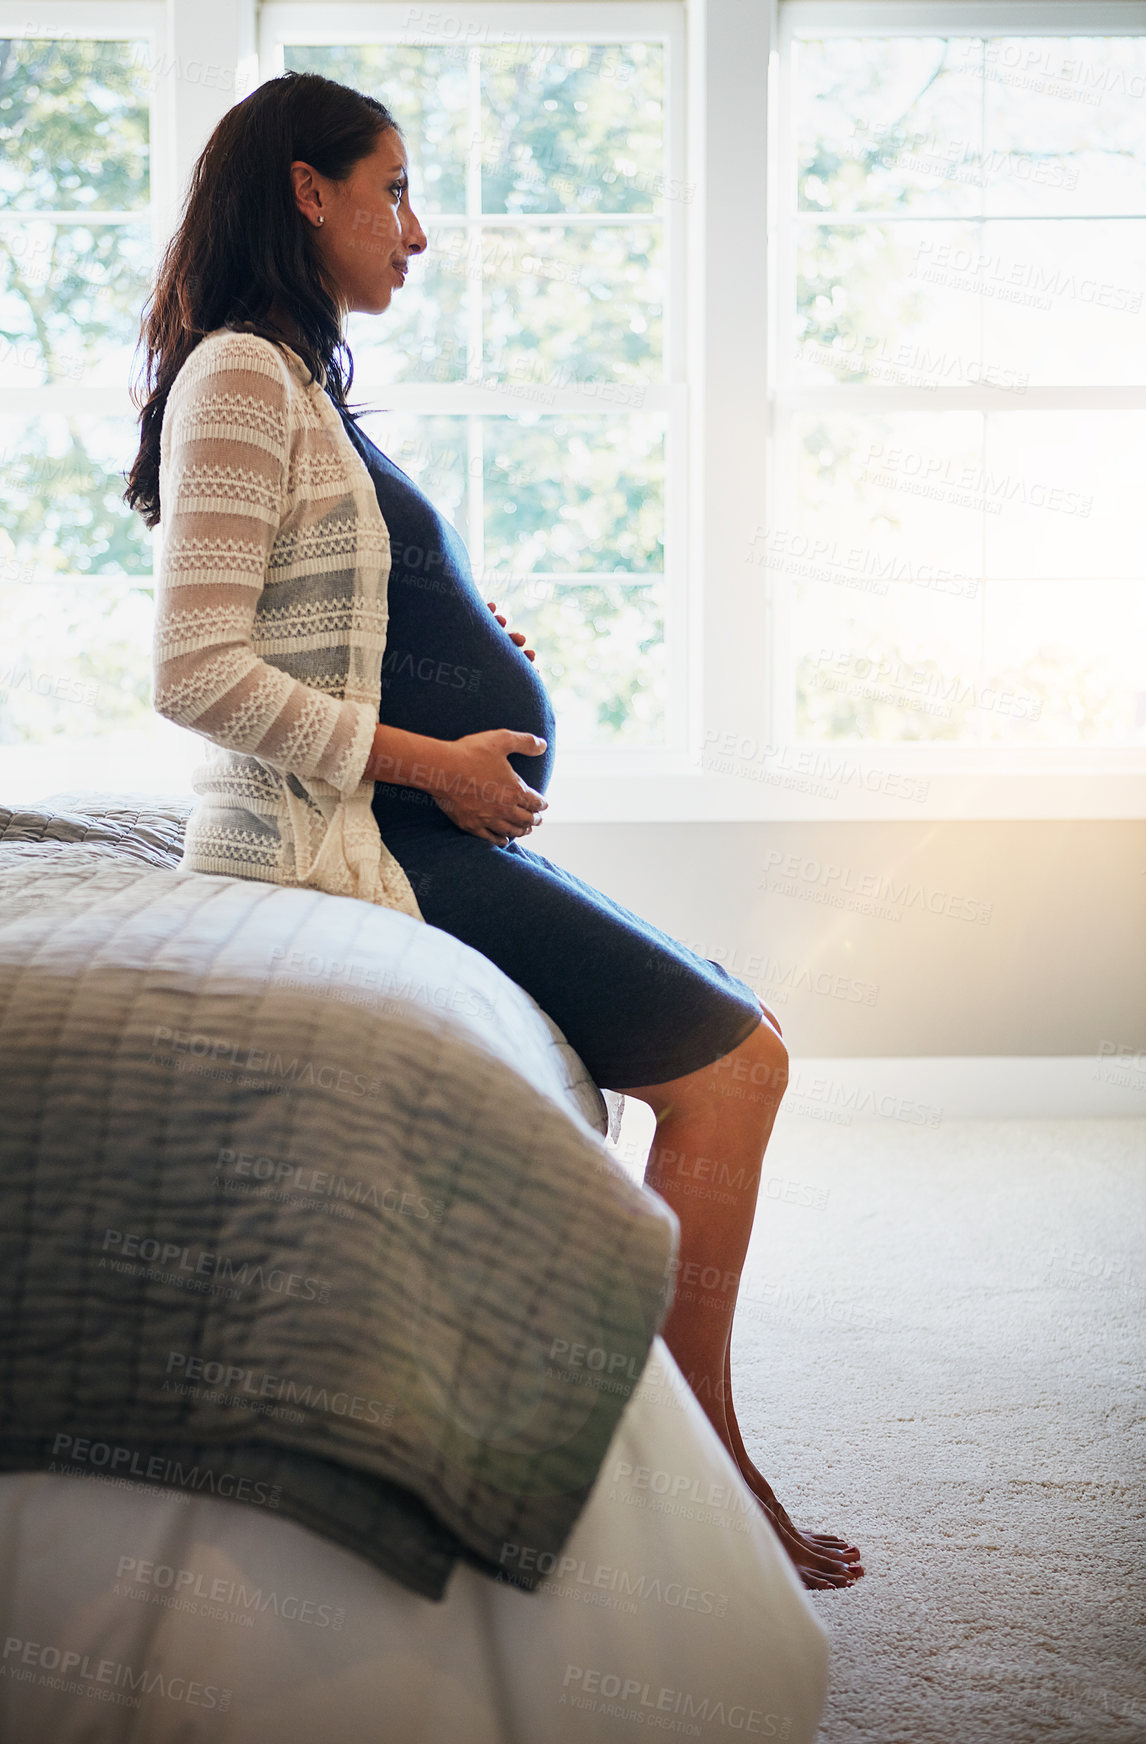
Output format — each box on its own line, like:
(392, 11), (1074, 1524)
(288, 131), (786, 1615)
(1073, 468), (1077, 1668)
(613, 1109), (1146, 1744)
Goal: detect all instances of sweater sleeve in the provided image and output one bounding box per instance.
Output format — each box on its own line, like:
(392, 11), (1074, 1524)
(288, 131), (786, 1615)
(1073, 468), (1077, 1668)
(152, 333), (376, 796)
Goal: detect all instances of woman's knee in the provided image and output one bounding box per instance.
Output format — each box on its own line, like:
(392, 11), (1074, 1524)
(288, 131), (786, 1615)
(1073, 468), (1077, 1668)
(656, 1016), (787, 1110)
(729, 1012), (788, 1099)
(613, 1012), (788, 1115)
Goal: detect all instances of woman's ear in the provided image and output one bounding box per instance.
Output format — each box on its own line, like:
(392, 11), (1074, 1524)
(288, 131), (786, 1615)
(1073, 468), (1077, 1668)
(289, 160), (324, 226)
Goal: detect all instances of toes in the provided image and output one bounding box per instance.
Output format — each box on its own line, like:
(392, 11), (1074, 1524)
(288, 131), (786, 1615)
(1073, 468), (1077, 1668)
(749, 1491), (866, 1583)
(801, 1544), (865, 1580)
(788, 1542), (859, 1579)
(810, 1557), (849, 1577)
(801, 1566), (858, 1590)
(802, 1532), (862, 1560)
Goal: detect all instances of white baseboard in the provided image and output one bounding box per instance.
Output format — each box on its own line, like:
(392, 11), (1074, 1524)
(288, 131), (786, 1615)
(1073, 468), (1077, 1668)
(786, 1056), (1146, 1121)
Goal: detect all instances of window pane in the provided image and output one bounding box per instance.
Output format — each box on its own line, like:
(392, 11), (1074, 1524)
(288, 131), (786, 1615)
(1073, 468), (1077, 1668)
(934, 219), (1146, 387)
(794, 587), (1140, 745)
(791, 410), (986, 575)
(789, 407), (1142, 584)
(796, 607), (987, 744)
(512, 579), (666, 742)
(0, 415), (152, 576)
(984, 411), (1143, 579)
(795, 220), (984, 386)
(480, 224), (662, 385)
(0, 573), (153, 744)
(482, 414), (664, 575)
(787, 30), (1146, 750)
(793, 574), (1144, 748)
(791, 407), (1141, 583)
(796, 217), (1146, 388)
(982, 579), (1146, 744)
(795, 35), (1146, 220)
(0, 219), (152, 388)
(795, 37), (983, 218)
(482, 43), (664, 215)
(0, 38), (150, 210)
(786, 412), (984, 744)
(981, 37), (1146, 218)
(792, 34), (1146, 384)
(0, 36), (157, 796)
(490, 579), (664, 746)
(783, 411), (1144, 744)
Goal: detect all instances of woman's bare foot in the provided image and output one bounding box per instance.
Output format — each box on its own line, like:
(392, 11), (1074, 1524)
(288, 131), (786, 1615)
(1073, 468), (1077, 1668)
(728, 1431), (864, 1589)
(718, 1350), (864, 1591)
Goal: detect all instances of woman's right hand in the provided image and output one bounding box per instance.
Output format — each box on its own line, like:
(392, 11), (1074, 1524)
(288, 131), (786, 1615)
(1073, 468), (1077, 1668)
(426, 729), (549, 845)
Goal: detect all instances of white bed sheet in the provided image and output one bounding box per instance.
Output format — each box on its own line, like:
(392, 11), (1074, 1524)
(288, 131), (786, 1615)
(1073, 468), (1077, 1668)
(0, 1340), (829, 1744)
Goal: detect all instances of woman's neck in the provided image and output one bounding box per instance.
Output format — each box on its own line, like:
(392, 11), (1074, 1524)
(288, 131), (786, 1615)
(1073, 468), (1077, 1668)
(261, 301), (305, 351)
(230, 304), (328, 390)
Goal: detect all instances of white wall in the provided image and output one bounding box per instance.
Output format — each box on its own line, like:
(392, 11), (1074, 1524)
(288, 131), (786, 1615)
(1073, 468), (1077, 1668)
(537, 817), (1146, 1060)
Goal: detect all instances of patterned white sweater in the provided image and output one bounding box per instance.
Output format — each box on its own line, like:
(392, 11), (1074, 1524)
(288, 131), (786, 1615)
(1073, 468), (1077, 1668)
(153, 325), (423, 919)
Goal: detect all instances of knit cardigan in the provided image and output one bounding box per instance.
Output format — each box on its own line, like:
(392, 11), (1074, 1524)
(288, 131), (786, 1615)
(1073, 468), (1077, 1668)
(153, 325), (423, 920)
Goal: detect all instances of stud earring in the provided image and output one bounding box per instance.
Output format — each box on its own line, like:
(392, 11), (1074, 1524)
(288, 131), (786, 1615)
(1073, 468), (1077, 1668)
(316, 215), (325, 226)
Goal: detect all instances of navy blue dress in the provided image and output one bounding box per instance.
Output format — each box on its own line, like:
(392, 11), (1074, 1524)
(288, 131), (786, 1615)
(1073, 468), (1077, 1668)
(332, 396), (764, 1089)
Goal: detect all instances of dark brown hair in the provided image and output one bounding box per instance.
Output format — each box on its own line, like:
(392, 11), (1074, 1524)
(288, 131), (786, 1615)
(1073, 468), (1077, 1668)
(124, 70), (399, 528)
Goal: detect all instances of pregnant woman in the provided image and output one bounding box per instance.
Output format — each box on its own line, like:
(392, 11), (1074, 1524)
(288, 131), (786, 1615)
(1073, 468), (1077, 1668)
(126, 70), (861, 1591)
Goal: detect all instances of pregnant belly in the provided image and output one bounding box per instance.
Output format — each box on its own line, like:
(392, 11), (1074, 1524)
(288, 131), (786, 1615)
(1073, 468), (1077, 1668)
(375, 606), (556, 810)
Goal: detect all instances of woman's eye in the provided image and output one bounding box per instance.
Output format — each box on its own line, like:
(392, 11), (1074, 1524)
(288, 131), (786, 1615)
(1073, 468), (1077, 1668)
(391, 184), (405, 202)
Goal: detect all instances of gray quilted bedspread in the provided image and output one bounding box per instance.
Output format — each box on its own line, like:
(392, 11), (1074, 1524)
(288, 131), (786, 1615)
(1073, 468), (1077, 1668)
(0, 792), (676, 1599)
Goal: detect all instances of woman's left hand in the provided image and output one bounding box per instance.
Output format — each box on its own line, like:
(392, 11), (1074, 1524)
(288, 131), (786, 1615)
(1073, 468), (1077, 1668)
(487, 600), (535, 662)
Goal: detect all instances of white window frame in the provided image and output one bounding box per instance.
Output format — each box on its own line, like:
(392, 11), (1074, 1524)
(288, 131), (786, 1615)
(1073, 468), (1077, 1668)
(260, 0), (693, 782)
(1, 0), (260, 411)
(765, 0), (1146, 822)
(0, 0), (168, 424)
(2, 0), (258, 614)
(9, 0), (1144, 820)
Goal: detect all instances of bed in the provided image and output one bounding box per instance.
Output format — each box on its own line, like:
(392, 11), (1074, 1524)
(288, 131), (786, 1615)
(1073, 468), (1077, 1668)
(0, 792), (829, 1743)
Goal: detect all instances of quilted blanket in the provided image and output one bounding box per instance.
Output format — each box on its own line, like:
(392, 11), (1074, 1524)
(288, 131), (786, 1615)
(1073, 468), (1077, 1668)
(0, 793), (676, 1600)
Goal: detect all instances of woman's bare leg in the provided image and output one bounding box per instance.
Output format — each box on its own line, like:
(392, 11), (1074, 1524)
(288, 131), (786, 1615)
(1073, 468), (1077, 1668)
(615, 1013), (864, 1590)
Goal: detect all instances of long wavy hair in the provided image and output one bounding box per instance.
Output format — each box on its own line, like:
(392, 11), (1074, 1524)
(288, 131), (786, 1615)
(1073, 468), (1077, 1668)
(124, 71), (400, 529)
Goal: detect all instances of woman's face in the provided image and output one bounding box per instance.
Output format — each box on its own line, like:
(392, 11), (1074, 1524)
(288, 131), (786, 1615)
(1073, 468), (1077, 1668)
(295, 126), (427, 318)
